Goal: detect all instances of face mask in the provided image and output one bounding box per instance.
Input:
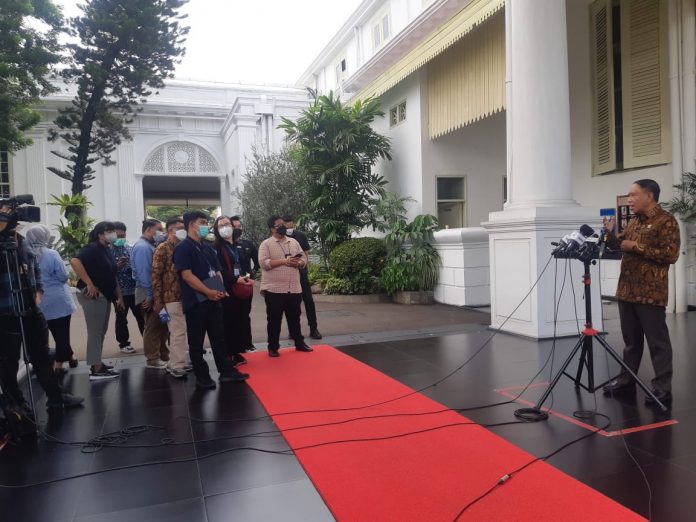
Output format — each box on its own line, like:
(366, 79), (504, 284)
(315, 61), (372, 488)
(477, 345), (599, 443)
(232, 228), (243, 242)
(197, 225), (210, 239)
(113, 238), (126, 247)
(286, 228), (294, 236)
(105, 232), (118, 243)
(175, 229), (187, 241)
(154, 231), (166, 244)
(275, 225), (287, 236)
(219, 226), (233, 239)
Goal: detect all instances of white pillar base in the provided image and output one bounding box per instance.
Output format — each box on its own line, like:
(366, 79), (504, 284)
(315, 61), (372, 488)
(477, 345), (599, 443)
(483, 206), (604, 339)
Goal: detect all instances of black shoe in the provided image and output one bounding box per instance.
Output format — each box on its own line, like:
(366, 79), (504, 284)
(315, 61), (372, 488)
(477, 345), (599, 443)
(309, 328), (322, 340)
(69, 358), (78, 369)
(268, 349), (280, 358)
(54, 367), (68, 377)
(219, 369), (249, 383)
(645, 389), (672, 406)
(196, 377), (217, 390)
(47, 393), (84, 410)
(232, 353), (247, 366)
(602, 378), (635, 395)
(296, 342), (313, 352)
(246, 344), (257, 352)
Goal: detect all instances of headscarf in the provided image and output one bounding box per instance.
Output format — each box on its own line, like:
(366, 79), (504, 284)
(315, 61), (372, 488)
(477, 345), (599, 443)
(25, 224), (52, 258)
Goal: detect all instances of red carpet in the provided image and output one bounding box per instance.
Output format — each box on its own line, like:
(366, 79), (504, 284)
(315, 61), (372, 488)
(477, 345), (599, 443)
(246, 345), (645, 521)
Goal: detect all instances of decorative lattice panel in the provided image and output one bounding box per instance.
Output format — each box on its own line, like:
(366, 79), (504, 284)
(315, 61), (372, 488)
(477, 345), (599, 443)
(143, 147), (165, 172)
(142, 142), (220, 174)
(166, 142), (196, 173)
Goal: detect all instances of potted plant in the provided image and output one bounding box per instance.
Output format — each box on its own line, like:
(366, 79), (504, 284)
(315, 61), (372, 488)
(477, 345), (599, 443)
(380, 214), (441, 304)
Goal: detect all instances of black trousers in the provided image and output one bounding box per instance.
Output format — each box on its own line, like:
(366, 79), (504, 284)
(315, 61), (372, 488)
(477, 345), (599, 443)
(115, 293), (144, 347)
(265, 292), (303, 351)
(0, 309), (62, 404)
(222, 295), (253, 357)
(300, 270), (318, 330)
(46, 315), (74, 363)
(619, 300), (673, 392)
(185, 301), (235, 380)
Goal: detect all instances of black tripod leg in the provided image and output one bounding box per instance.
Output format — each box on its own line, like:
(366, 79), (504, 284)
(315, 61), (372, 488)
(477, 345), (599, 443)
(595, 335), (667, 412)
(574, 337), (591, 386)
(534, 335), (586, 411)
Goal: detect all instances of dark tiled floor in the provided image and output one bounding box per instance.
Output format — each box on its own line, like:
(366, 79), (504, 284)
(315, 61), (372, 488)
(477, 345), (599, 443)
(1, 303), (694, 521)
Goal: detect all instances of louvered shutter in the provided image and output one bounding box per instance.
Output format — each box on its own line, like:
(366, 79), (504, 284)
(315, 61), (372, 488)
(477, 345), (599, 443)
(620, 0), (671, 168)
(590, 0), (616, 176)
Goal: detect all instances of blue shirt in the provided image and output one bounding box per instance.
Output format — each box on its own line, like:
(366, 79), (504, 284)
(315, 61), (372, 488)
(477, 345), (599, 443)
(130, 237), (156, 300)
(37, 248), (76, 320)
(173, 237), (222, 313)
(111, 243), (136, 296)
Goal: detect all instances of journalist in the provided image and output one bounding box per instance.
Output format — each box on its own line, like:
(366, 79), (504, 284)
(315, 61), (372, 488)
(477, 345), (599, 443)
(0, 204), (83, 409)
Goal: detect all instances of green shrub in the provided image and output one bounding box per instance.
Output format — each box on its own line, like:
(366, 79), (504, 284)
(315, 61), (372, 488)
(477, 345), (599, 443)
(329, 237), (386, 279)
(324, 274), (381, 295)
(307, 263), (329, 285)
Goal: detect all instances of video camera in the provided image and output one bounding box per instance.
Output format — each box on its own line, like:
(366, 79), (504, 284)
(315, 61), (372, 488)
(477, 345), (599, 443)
(0, 195), (41, 233)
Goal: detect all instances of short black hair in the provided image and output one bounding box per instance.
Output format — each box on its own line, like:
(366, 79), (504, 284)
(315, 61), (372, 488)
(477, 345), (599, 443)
(89, 221), (116, 242)
(267, 214), (282, 230)
(229, 215), (241, 222)
(113, 221), (127, 231)
(634, 179), (661, 202)
(165, 217), (183, 230)
(282, 215), (294, 223)
(183, 210), (208, 230)
(142, 219), (161, 234)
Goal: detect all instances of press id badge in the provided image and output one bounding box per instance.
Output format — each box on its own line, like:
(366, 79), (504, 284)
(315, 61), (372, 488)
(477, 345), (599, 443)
(234, 268), (240, 277)
(208, 269), (216, 278)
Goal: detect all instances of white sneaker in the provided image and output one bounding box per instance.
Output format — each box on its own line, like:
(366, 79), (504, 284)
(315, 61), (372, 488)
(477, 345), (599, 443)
(120, 345), (137, 354)
(146, 359), (167, 369)
(166, 367), (187, 379)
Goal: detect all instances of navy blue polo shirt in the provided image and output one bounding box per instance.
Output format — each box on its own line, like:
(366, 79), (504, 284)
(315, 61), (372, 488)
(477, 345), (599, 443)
(173, 237), (222, 313)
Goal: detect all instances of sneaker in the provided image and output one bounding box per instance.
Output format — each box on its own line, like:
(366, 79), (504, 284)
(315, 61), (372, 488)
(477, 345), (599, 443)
(232, 353), (247, 366)
(166, 367), (187, 379)
(47, 393), (84, 410)
(146, 359), (167, 370)
(89, 366), (119, 380)
(102, 362), (115, 370)
(196, 377), (217, 390)
(120, 345), (136, 355)
(219, 369), (249, 383)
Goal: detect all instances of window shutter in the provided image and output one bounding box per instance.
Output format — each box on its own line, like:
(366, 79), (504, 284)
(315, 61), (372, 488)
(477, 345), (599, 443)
(590, 0), (616, 176)
(620, 0), (671, 168)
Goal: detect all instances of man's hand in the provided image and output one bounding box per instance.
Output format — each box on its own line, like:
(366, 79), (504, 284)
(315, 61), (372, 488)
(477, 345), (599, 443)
(140, 298), (153, 311)
(85, 283), (99, 299)
(35, 290), (44, 306)
(206, 289), (226, 301)
(285, 257), (301, 268)
(116, 298), (125, 311)
(620, 240), (638, 252)
(116, 256), (128, 269)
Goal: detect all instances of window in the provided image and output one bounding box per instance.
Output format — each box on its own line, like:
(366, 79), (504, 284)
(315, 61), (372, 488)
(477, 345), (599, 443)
(590, 0), (670, 176)
(0, 151), (10, 199)
(372, 12), (392, 51)
(389, 100), (407, 128)
(335, 58), (347, 86)
(436, 177), (466, 229)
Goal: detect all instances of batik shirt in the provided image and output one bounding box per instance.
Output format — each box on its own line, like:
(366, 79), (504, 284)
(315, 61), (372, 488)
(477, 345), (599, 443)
(111, 243), (136, 296)
(608, 206), (680, 307)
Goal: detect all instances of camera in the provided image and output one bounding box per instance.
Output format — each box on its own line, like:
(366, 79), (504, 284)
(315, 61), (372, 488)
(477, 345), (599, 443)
(0, 194), (41, 229)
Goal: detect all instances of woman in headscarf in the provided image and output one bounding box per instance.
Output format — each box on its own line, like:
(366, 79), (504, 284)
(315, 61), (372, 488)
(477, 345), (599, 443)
(25, 225), (78, 374)
(212, 216), (254, 366)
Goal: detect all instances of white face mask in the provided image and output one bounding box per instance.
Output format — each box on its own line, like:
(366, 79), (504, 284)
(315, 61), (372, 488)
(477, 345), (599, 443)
(154, 230), (166, 243)
(219, 226), (233, 239)
(105, 232), (118, 243)
(286, 228), (294, 236)
(175, 229), (187, 241)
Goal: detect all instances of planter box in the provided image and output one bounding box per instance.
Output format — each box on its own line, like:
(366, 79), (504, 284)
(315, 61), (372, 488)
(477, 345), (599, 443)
(313, 293), (391, 304)
(393, 290), (434, 305)
(310, 283), (324, 294)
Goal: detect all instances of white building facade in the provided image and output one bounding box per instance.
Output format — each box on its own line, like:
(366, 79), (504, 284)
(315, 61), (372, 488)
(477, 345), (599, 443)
(4, 80), (308, 242)
(299, 0), (696, 337)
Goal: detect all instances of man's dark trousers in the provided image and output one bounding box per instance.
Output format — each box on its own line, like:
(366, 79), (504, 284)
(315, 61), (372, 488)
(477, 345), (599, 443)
(184, 301), (234, 380)
(618, 300), (673, 392)
(115, 294), (144, 347)
(265, 292), (303, 351)
(300, 270), (317, 330)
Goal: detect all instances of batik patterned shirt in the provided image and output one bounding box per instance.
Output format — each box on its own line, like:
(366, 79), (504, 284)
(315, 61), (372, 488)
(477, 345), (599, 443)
(609, 206), (680, 307)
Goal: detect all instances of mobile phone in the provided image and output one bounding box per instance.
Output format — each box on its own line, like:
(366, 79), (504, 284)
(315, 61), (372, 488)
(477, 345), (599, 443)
(293, 253), (303, 258)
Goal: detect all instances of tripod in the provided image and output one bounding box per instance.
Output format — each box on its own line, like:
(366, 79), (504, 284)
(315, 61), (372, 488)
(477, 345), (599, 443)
(516, 258), (667, 418)
(0, 237), (39, 431)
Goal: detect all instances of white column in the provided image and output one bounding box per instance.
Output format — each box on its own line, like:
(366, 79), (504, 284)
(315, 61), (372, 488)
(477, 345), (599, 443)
(117, 142), (143, 242)
(483, 0), (601, 338)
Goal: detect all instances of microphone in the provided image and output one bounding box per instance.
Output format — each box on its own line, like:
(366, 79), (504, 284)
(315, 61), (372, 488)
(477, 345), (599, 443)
(551, 225), (595, 256)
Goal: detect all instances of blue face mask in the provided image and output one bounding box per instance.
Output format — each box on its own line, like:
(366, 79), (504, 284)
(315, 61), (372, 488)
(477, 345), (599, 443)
(197, 225), (210, 239)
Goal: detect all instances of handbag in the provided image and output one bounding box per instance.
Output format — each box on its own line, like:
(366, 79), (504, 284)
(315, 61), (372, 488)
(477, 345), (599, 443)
(232, 280), (254, 300)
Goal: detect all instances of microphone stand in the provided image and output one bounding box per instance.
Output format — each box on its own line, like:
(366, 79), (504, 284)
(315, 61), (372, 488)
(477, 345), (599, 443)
(515, 256), (668, 420)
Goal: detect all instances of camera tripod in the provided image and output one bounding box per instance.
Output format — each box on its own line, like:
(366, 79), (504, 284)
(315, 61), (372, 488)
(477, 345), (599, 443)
(515, 258), (668, 419)
(0, 237), (39, 432)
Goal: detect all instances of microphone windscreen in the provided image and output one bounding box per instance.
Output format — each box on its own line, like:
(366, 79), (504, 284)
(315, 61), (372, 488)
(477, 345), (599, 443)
(579, 224), (595, 238)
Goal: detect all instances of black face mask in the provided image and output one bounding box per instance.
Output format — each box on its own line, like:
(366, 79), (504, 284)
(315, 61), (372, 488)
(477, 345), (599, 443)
(232, 228), (243, 242)
(275, 225), (287, 236)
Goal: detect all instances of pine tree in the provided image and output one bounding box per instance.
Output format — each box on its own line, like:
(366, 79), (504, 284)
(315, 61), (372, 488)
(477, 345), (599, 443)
(48, 0), (189, 221)
(0, 0), (63, 152)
